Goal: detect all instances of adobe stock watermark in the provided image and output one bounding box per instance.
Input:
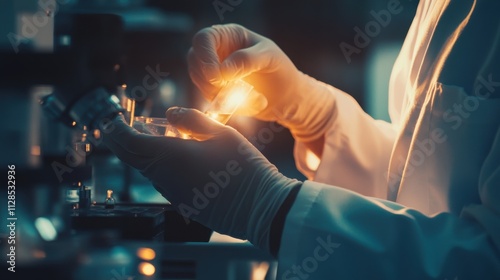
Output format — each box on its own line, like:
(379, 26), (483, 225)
(245, 105), (305, 154)
(128, 64), (170, 102)
(7, 0), (71, 53)
(177, 120), (286, 224)
(177, 159), (243, 224)
(281, 235), (340, 280)
(110, 267), (136, 280)
(339, 0), (408, 63)
(387, 74), (499, 191)
(213, 0), (244, 21)
(248, 122), (286, 153)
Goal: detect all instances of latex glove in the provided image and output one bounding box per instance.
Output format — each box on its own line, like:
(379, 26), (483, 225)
(188, 23), (337, 142)
(101, 108), (302, 250)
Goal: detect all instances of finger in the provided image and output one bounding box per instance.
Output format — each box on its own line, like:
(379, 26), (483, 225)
(166, 107), (228, 140)
(191, 27), (224, 85)
(210, 24), (252, 59)
(188, 48), (221, 100)
(219, 41), (273, 81)
(190, 24), (255, 89)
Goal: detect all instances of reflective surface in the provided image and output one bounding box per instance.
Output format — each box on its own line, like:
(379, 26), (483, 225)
(133, 116), (183, 137)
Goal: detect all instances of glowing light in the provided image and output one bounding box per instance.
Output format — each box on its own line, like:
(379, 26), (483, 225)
(251, 262), (270, 280)
(180, 132), (191, 139)
(305, 150), (320, 170)
(159, 80), (176, 105)
(225, 88), (248, 109)
(138, 262), (155, 276)
(206, 112), (217, 119)
(93, 129), (101, 139)
(204, 79), (253, 125)
(126, 98), (135, 111)
(34, 217), (57, 241)
(137, 248), (156, 261)
(31, 145), (41, 156)
(72, 121), (76, 127)
(110, 95), (120, 104)
(60, 35), (71, 46)
(110, 246), (131, 263)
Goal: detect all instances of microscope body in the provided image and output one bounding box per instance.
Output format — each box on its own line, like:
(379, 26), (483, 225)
(0, 6), (210, 245)
(0, 4), (273, 279)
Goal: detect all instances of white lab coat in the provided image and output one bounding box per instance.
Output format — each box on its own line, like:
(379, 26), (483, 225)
(278, 0), (500, 279)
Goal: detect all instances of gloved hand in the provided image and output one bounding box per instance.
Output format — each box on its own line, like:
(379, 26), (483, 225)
(188, 23), (337, 142)
(101, 107), (302, 250)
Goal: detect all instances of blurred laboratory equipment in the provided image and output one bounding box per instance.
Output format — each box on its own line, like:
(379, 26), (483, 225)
(0, 0), (274, 279)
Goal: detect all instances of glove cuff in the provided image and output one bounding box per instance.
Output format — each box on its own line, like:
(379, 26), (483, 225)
(277, 73), (337, 143)
(246, 171), (302, 251)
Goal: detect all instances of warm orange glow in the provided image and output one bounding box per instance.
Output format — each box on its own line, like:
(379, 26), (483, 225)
(138, 262), (155, 276)
(126, 99), (135, 111)
(251, 262), (270, 280)
(72, 121), (77, 127)
(206, 112), (219, 120)
(204, 79), (253, 125)
(137, 248), (156, 261)
(31, 145), (41, 156)
(93, 129), (101, 139)
(32, 249), (46, 259)
(305, 150), (320, 170)
(180, 133), (191, 139)
(225, 87), (248, 109)
(121, 84), (127, 89)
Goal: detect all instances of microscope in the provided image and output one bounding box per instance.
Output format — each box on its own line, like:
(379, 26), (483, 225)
(0, 2), (274, 279)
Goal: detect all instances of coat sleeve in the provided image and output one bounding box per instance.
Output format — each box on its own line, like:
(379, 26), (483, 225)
(277, 179), (500, 280)
(462, 125), (500, 251)
(293, 87), (397, 199)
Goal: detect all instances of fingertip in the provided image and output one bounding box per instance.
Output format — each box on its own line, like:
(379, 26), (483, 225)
(165, 106), (187, 125)
(220, 59), (244, 81)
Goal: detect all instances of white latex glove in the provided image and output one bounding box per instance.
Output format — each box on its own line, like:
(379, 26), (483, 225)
(101, 108), (302, 250)
(188, 23), (337, 142)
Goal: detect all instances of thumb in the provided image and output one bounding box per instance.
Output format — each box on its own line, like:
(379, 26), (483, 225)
(166, 107), (228, 140)
(220, 42), (273, 81)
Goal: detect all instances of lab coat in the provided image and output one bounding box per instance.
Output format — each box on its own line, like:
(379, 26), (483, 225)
(278, 0), (500, 279)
